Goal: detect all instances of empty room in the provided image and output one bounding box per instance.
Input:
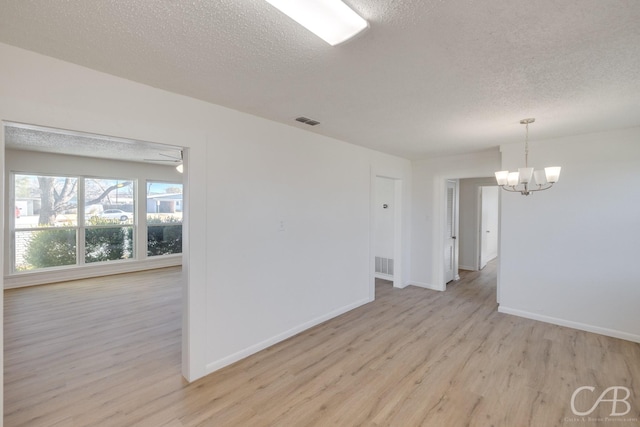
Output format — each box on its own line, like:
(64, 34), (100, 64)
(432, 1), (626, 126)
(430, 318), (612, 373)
(1, 1), (639, 426)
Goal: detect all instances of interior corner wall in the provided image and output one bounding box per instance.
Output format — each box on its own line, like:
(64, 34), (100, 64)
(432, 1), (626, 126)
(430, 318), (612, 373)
(410, 150), (501, 290)
(458, 177), (496, 271)
(498, 127), (640, 342)
(0, 42), (413, 382)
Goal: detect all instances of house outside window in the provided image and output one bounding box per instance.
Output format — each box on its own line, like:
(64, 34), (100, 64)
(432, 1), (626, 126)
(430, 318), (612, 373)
(146, 181), (182, 257)
(84, 177), (135, 263)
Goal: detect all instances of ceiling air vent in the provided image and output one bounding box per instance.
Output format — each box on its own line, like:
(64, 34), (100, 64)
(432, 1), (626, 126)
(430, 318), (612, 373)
(295, 116), (320, 126)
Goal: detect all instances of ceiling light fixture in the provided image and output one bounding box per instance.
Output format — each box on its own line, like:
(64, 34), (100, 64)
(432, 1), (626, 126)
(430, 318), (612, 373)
(495, 118), (561, 196)
(264, 0), (369, 46)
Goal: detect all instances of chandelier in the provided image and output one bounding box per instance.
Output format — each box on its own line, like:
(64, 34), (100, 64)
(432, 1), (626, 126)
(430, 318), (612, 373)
(495, 118), (561, 196)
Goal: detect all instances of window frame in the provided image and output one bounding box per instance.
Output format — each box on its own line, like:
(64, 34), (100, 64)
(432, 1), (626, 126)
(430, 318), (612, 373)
(83, 176), (137, 265)
(11, 171), (80, 273)
(145, 179), (183, 257)
(9, 171), (138, 274)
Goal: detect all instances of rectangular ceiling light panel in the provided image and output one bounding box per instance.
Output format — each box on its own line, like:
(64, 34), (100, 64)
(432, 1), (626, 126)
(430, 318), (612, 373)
(265, 0), (368, 46)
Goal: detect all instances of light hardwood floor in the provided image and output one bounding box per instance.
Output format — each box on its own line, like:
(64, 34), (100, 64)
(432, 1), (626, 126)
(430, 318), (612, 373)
(4, 263), (640, 426)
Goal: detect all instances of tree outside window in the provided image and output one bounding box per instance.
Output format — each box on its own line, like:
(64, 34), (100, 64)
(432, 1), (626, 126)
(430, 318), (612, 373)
(84, 178), (135, 263)
(13, 174), (136, 272)
(15, 174), (78, 271)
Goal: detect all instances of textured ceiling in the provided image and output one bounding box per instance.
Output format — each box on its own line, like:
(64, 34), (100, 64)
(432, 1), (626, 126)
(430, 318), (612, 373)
(5, 124), (183, 165)
(0, 0), (639, 159)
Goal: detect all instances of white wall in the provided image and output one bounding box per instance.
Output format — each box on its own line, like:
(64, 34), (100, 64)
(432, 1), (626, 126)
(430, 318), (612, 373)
(4, 149), (183, 288)
(410, 150), (501, 290)
(0, 43), (413, 388)
(458, 177), (496, 270)
(498, 127), (640, 342)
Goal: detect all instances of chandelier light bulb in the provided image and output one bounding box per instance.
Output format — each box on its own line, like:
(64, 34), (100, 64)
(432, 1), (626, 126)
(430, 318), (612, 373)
(545, 166), (561, 183)
(495, 170), (509, 186)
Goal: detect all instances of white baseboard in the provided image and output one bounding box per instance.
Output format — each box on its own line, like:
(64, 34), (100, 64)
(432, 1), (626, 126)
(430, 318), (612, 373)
(498, 306), (640, 344)
(4, 255), (182, 289)
(205, 296), (373, 374)
(374, 273), (393, 281)
(408, 281), (444, 292)
(458, 265), (476, 271)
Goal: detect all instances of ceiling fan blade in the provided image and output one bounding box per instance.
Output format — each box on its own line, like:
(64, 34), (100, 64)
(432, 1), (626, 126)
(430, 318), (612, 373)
(145, 150), (183, 163)
(144, 150), (183, 163)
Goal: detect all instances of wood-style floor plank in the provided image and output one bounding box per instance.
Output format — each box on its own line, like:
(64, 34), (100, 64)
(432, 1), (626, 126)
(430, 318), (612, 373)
(4, 262), (640, 426)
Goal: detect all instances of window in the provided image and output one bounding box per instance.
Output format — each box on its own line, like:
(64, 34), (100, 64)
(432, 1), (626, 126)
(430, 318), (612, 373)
(12, 173), (136, 272)
(84, 178), (135, 263)
(146, 181), (182, 256)
(14, 174), (78, 271)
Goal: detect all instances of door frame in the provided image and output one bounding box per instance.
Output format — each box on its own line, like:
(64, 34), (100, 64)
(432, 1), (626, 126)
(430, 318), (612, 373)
(444, 179), (459, 284)
(430, 178), (460, 291)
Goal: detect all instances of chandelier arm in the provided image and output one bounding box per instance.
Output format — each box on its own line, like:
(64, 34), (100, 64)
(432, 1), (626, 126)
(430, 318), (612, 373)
(499, 185), (522, 193)
(529, 183), (554, 192)
(500, 183), (554, 195)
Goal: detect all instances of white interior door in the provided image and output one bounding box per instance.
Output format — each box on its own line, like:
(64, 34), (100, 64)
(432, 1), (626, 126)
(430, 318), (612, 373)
(480, 186), (499, 268)
(444, 180), (457, 283)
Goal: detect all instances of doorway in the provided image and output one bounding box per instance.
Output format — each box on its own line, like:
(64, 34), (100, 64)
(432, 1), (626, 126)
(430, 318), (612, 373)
(457, 178), (499, 273)
(441, 178), (499, 302)
(373, 176), (403, 295)
(2, 121), (191, 403)
(479, 186), (499, 269)
(444, 179), (458, 283)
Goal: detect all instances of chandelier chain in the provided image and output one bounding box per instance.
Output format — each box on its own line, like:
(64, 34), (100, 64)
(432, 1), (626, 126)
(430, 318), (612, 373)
(524, 121), (529, 168)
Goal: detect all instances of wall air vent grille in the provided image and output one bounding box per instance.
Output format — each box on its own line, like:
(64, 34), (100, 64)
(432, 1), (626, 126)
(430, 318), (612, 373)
(375, 257), (394, 276)
(295, 117), (320, 126)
